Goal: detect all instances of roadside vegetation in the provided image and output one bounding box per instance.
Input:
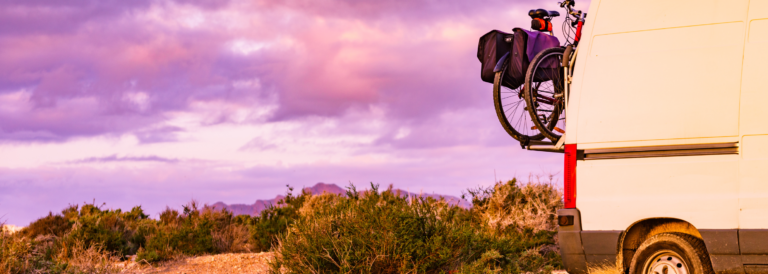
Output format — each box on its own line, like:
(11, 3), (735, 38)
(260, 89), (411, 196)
(0, 176), (564, 274)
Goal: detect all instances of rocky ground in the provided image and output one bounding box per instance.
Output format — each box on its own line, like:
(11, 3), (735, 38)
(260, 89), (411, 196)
(118, 252), (273, 274)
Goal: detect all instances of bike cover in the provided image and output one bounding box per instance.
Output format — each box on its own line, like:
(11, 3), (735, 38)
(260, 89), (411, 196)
(478, 28), (560, 88)
(523, 29), (560, 64)
(477, 30), (513, 84)
(508, 29), (561, 87)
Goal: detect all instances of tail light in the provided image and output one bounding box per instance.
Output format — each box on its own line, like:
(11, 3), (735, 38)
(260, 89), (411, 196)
(531, 18), (553, 32)
(564, 144), (577, 208)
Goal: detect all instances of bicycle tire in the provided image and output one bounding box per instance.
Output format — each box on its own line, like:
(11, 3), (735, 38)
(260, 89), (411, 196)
(524, 47), (566, 143)
(493, 64), (545, 142)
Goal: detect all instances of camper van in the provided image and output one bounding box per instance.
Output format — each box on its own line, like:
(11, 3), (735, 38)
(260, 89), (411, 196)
(556, 0), (768, 273)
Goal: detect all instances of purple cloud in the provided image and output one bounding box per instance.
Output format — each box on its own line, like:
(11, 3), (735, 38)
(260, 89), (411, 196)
(69, 155), (180, 164)
(0, 0), (580, 226)
(0, 0), (561, 143)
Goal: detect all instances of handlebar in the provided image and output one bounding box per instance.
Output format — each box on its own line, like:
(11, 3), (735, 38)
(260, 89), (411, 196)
(559, 0), (575, 8)
(558, 0), (585, 22)
(556, 0), (586, 45)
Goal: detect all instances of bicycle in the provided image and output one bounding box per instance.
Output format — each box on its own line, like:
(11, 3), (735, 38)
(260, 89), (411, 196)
(524, 0), (586, 143)
(492, 0), (585, 144)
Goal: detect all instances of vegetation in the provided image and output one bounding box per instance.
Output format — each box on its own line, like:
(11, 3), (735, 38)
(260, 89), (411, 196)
(270, 178), (563, 273)
(0, 177), (564, 274)
(0, 201), (252, 273)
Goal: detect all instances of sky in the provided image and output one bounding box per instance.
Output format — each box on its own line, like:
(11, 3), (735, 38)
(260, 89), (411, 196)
(0, 0), (582, 226)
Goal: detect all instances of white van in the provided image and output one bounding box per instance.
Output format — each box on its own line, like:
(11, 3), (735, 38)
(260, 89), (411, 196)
(554, 0), (768, 273)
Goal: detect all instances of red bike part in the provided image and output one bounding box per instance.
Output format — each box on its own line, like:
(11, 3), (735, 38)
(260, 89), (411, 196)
(531, 18), (553, 32)
(574, 20), (583, 43)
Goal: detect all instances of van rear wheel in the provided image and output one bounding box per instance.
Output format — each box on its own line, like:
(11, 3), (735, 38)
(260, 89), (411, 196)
(628, 233), (713, 274)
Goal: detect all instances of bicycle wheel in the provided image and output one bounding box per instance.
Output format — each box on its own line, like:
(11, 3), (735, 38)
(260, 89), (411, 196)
(524, 47), (566, 142)
(493, 65), (545, 142)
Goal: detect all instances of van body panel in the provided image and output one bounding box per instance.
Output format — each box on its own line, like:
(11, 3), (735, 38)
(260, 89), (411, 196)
(589, 0), (748, 36)
(747, 0), (768, 21)
(557, 0), (768, 272)
(739, 135), (768, 229)
(581, 231), (622, 265)
(738, 0), (768, 232)
(576, 23), (744, 144)
(558, 209), (588, 274)
(739, 230), (768, 254)
(699, 229), (741, 255)
(739, 2), (768, 136)
(738, 26), (768, 135)
(578, 155), (739, 230)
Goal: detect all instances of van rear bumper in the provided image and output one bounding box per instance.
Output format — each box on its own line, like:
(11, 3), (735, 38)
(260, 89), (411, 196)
(558, 209), (588, 273)
(557, 209), (622, 274)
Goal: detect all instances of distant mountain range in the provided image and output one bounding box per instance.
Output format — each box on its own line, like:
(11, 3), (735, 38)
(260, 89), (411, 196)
(212, 182), (471, 216)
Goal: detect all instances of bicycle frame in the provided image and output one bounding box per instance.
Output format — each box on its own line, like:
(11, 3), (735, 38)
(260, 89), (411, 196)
(574, 12), (586, 45)
(555, 0), (585, 147)
(559, 0), (585, 44)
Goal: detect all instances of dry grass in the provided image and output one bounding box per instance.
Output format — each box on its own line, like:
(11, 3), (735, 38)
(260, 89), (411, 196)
(58, 240), (121, 274)
(0, 221), (9, 274)
(212, 223), (252, 253)
(0, 233), (120, 274)
(120, 252), (274, 274)
(470, 175), (563, 234)
(298, 192), (340, 217)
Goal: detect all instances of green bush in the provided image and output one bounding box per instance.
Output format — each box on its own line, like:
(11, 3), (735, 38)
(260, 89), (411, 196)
(136, 201), (252, 263)
(250, 186), (312, 252)
(1, 177), (564, 273)
(0, 200), (252, 273)
(21, 212), (70, 239)
(270, 180), (563, 274)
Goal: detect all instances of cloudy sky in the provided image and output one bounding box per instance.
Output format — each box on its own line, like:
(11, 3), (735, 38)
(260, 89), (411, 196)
(0, 0), (580, 226)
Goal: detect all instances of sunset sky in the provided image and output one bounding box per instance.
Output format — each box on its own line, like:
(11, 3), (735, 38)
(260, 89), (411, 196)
(0, 0), (582, 226)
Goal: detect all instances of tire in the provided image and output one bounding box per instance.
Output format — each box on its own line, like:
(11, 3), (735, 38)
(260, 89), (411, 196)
(524, 47), (566, 143)
(628, 233), (714, 274)
(493, 65), (545, 142)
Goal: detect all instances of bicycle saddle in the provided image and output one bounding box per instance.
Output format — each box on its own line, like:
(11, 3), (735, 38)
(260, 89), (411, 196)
(529, 9), (560, 19)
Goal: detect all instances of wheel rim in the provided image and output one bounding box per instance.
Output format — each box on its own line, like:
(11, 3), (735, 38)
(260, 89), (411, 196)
(644, 251), (689, 274)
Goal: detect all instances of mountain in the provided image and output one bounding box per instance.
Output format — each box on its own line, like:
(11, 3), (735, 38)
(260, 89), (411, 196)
(212, 182), (471, 217)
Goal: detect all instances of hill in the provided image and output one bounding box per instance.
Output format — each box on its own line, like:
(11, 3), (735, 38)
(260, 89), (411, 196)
(212, 182), (471, 216)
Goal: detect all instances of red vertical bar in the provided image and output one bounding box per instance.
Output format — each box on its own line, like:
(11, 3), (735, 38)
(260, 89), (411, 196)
(564, 144), (577, 208)
(575, 21), (584, 43)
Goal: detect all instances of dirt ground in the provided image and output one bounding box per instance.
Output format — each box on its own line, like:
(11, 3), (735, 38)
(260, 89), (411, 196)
(119, 252), (273, 274)
(114, 252), (570, 274)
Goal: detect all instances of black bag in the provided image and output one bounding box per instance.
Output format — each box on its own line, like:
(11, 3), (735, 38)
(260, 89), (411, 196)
(504, 28), (530, 89)
(477, 30), (513, 83)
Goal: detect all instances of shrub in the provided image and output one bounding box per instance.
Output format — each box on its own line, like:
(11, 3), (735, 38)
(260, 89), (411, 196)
(1, 176), (565, 273)
(270, 180), (563, 274)
(21, 212), (71, 239)
(466, 176), (563, 233)
(0, 200), (252, 272)
(136, 201), (253, 263)
(249, 186), (312, 252)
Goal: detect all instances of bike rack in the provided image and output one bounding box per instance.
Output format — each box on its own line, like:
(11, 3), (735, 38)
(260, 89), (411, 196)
(521, 139), (565, 153)
(524, 46), (575, 154)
